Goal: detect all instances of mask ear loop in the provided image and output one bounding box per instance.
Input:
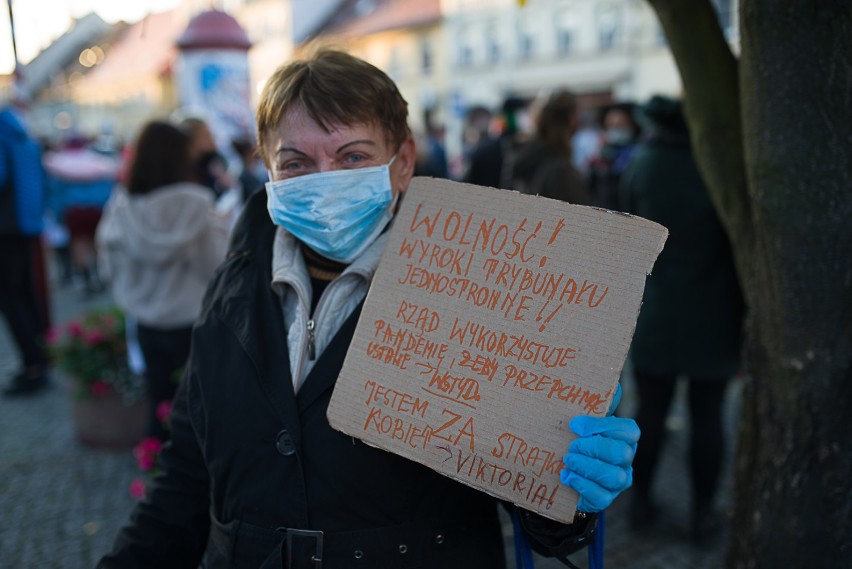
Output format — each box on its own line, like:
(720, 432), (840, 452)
(389, 191), (401, 215)
(386, 151), (401, 213)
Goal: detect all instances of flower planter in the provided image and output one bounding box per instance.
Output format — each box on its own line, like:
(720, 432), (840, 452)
(70, 386), (149, 450)
(50, 307), (148, 450)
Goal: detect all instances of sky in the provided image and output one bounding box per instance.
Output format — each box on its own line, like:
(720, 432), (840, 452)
(0, 0), (181, 74)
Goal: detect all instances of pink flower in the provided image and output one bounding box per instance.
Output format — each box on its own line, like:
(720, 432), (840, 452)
(129, 478), (147, 500)
(45, 327), (61, 344)
(67, 320), (84, 338)
(139, 437), (163, 454)
(133, 437), (163, 472)
(86, 330), (105, 346)
(155, 400), (172, 425)
(85, 329), (105, 346)
(89, 380), (112, 397)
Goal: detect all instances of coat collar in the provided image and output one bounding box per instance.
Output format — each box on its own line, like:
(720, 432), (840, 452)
(213, 191), (304, 442)
(295, 299), (364, 415)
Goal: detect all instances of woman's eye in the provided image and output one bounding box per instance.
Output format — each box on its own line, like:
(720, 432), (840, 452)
(344, 153), (368, 165)
(278, 161), (307, 175)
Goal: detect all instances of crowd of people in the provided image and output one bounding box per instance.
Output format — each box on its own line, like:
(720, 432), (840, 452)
(0, 46), (742, 568)
(459, 91), (743, 546)
(459, 92), (644, 209)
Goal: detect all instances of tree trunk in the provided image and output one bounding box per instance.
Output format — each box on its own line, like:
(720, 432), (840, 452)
(647, 0), (852, 566)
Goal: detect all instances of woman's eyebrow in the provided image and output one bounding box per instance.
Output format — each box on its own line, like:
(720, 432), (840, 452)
(336, 139), (377, 153)
(275, 147), (307, 156)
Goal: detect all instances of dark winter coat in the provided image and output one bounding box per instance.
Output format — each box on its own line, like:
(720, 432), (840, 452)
(620, 106), (743, 379)
(97, 191), (596, 569)
(463, 134), (523, 190)
(512, 139), (591, 205)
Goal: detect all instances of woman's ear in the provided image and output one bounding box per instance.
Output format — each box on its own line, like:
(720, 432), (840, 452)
(392, 137), (416, 195)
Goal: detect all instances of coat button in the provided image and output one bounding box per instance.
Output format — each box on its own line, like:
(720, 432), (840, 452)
(275, 429), (296, 456)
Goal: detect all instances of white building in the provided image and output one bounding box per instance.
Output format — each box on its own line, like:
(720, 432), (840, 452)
(288, 0), (738, 167)
(439, 0), (738, 161)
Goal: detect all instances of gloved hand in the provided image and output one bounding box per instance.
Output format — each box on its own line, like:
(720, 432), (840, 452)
(606, 382), (623, 416)
(560, 383), (640, 513)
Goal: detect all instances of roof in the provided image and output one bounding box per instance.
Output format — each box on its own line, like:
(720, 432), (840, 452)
(176, 10), (251, 50)
(19, 13), (111, 99)
(73, 10), (186, 87)
(293, 0), (347, 44)
(315, 0), (442, 40)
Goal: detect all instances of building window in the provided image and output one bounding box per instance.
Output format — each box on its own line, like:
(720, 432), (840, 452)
(517, 19), (535, 60)
(486, 24), (501, 63)
(555, 11), (576, 55)
(421, 39), (433, 75)
(556, 28), (573, 55)
(596, 4), (620, 50)
(459, 27), (474, 67)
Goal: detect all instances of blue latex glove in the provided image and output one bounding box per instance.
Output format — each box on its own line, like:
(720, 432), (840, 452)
(606, 382), (623, 416)
(560, 383), (640, 512)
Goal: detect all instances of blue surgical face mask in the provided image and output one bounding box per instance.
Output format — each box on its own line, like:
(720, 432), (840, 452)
(604, 128), (633, 145)
(266, 156), (397, 263)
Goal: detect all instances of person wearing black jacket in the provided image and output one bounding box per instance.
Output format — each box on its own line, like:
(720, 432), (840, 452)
(97, 50), (638, 569)
(620, 95), (743, 544)
(511, 90), (591, 205)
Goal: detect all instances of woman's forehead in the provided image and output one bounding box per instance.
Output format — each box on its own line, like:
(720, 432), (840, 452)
(267, 106), (388, 150)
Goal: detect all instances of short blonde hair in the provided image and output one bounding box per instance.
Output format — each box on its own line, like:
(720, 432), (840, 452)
(256, 49), (411, 163)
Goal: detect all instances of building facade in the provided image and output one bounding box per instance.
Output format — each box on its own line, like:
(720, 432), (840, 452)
(13, 0), (739, 162)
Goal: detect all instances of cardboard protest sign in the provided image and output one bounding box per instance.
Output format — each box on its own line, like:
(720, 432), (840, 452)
(327, 178), (668, 523)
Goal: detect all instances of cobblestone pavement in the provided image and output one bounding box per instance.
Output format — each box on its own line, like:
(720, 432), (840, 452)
(1, 269), (738, 568)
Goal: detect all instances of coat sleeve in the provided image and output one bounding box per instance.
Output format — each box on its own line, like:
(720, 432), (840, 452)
(96, 369), (211, 569)
(517, 506), (598, 566)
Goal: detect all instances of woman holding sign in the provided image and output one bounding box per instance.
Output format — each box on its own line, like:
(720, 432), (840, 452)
(97, 50), (639, 569)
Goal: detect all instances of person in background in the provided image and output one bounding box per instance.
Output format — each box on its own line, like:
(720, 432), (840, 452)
(510, 89), (592, 205)
(588, 102), (641, 210)
(0, 87), (50, 397)
(456, 104), (492, 179)
(571, 108), (603, 181)
(96, 120), (230, 441)
(413, 117), (450, 179)
(96, 50), (638, 569)
(178, 116), (232, 198)
(620, 95), (743, 545)
(43, 135), (118, 296)
(463, 95), (532, 189)
(232, 136), (265, 203)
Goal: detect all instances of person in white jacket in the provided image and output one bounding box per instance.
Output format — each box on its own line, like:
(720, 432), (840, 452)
(96, 120), (230, 440)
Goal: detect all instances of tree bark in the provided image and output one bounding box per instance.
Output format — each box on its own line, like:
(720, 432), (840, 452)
(646, 0), (852, 566)
(646, 0), (752, 262)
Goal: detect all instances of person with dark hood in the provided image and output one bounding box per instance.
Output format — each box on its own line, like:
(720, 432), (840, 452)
(620, 95), (744, 545)
(463, 95), (531, 189)
(178, 117), (232, 198)
(588, 102), (641, 210)
(511, 89), (591, 205)
(232, 137), (266, 202)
